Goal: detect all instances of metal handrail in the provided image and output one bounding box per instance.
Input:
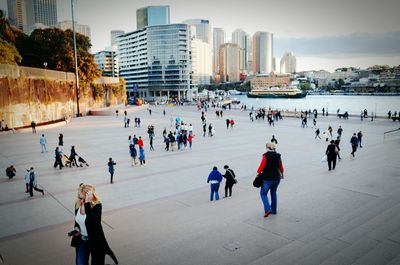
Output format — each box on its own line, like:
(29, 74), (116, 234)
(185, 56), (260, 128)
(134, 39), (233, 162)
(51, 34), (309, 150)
(383, 128), (400, 142)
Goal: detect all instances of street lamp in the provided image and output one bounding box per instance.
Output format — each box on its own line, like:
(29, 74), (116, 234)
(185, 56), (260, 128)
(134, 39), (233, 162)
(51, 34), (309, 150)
(71, 0), (80, 117)
(43, 62), (47, 70)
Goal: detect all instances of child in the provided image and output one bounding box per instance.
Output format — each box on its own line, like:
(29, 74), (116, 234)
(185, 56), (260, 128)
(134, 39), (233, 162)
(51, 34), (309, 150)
(108, 158), (116, 184)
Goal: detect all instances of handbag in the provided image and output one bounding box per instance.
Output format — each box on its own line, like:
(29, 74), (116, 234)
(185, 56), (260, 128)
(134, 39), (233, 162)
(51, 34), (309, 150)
(70, 235), (81, 248)
(321, 155), (327, 163)
(253, 174), (263, 188)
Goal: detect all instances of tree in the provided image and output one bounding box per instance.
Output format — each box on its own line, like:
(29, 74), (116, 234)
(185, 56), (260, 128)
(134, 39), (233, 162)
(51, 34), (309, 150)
(0, 38), (22, 64)
(15, 28), (100, 86)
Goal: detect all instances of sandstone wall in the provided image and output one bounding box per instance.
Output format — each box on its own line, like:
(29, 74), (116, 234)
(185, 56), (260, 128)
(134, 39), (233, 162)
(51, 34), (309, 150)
(0, 76), (126, 129)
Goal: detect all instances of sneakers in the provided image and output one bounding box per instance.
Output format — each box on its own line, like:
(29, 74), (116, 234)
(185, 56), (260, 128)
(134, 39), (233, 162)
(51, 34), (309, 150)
(264, 210), (272, 218)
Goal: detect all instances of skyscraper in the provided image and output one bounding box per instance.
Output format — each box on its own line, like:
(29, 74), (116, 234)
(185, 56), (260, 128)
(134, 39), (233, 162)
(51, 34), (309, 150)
(136, 6), (170, 29)
(213, 28), (225, 76)
(57, 20), (91, 39)
(7, 0), (26, 31)
(182, 19), (211, 44)
(280, 52), (297, 74)
(252, 31), (273, 74)
(232, 29), (248, 74)
(118, 24), (192, 99)
(191, 38), (212, 85)
(219, 43), (240, 83)
(25, 0), (57, 32)
(94, 49), (119, 77)
(111, 30), (125, 46)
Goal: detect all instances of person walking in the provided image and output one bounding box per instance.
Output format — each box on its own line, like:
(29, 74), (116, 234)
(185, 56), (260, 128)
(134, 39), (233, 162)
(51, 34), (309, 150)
(223, 165), (236, 197)
(137, 136), (144, 149)
(54, 147), (63, 170)
(357, 131), (363, 148)
(72, 184), (118, 265)
(129, 143), (138, 166)
(139, 147), (146, 166)
(6, 165), (16, 179)
(24, 169), (30, 193)
(108, 158), (116, 184)
(40, 134), (47, 153)
(326, 140), (338, 171)
(69, 146), (78, 167)
(59, 133), (64, 146)
(28, 167), (44, 197)
(31, 121), (36, 134)
(334, 136), (341, 160)
(207, 166), (223, 201)
(315, 128), (321, 139)
(188, 134), (194, 149)
(328, 125), (333, 137)
(256, 143), (284, 218)
(337, 126), (343, 139)
(149, 135), (155, 151)
(350, 133), (359, 157)
(226, 119), (230, 129)
(271, 135), (278, 145)
(203, 123), (207, 137)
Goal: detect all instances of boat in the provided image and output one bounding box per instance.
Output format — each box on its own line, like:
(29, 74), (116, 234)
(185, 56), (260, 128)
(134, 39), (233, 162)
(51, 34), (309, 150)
(228, 89), (243, 95)
(247, 86), (307, 98)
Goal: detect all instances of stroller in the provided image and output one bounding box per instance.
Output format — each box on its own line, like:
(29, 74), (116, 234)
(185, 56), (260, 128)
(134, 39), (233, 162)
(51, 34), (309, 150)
(63, 155), (73, 167)
(78, 156), (89, 167)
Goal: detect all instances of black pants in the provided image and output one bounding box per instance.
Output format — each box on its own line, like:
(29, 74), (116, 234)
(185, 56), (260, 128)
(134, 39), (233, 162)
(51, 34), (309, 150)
(110, 172), (114, 183)
(327, 156), (337, 170)
(225, 184), (233, 197)
(29, 181), (43, 196)
(351, 145), (357, 156)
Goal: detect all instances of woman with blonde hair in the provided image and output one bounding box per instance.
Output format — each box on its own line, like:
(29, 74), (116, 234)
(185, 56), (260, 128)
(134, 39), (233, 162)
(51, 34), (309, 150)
(71, 183), (118, 265)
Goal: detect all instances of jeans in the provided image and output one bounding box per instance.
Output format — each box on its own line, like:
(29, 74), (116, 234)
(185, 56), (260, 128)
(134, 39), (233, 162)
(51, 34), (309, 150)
(76, 238), (90, 265)
(210, 183), (220, 201)
(41, 144), (46, 153)
(260, 179), (280, 213)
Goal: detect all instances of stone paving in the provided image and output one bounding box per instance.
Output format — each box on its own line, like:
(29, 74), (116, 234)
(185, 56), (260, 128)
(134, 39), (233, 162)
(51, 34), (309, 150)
(0, 105), (399, 265)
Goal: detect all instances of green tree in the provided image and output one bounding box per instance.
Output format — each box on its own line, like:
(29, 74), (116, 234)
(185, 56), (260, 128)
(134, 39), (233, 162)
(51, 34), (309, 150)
(15, 28), (100, 86)
(299, 82), (311, 90)
(0, 38), (22, 64)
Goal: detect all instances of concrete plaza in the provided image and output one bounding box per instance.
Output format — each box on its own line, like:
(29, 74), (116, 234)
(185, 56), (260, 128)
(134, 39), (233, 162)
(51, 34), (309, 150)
(0, 105), (399, 265)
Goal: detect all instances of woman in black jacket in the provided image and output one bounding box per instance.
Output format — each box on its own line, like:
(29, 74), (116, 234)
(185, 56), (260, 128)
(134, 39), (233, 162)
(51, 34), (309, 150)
(325, 140), (338, 171)
(72, 184), (118, 265)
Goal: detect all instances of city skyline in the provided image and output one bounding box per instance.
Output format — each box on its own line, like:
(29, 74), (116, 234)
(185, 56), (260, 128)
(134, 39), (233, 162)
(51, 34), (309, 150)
(1, 0), (399, 72)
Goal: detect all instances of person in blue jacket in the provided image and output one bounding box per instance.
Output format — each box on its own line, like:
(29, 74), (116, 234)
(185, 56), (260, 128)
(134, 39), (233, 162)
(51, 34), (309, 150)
(207, 166), (223, 201)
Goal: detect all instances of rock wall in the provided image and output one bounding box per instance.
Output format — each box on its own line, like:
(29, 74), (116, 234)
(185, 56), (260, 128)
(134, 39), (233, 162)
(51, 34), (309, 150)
(0, 77), (126, 129)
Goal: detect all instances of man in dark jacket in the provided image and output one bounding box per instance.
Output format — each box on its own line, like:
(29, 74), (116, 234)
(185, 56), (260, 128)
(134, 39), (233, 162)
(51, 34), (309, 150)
(350, 133), (359, 157)
(223, 165), (236, 197)
(326, 140), (338, 171)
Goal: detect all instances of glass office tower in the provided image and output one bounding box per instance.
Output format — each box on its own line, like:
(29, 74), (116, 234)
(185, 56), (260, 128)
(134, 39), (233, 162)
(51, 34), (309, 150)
(136, 6), (170, 29)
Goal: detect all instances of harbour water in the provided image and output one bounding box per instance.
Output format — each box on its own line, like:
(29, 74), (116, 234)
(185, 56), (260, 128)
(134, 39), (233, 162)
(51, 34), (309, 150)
(231, 95), (400, 116)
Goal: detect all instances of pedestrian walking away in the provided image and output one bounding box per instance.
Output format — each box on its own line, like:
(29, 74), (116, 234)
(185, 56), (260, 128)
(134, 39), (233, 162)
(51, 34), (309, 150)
(207, 166), (223, 201)
(129, 143), (138, 166)
(334, 137), (341, 160)
(139, 147), (146, 166)
(326, 140), (338, 171)
(357, 131), (363, 148)
(71, 184), (118, 265)
(337, 126), (343, 139)
(40, 134), (47, 153)
(223, 165), (237, 197)
(315, 128), (321, 139)
(149, 135), (155, 151)
(59, 133), (64, 146)
(69, 146), (79, 167)
(271, 135), (278, 145)
(54, 147), (64, 170)
(24, 169), (30, 193)
(31, 121), (36, 133)
(108, 158), (116, 184)
(256, 143), (284, 218)
(28, 167), (44, 197)
(350, 133), (359, 157)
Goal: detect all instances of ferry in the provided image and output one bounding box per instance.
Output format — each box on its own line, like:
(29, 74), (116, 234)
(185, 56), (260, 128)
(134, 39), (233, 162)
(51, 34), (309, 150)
(247, 86), (307, 98)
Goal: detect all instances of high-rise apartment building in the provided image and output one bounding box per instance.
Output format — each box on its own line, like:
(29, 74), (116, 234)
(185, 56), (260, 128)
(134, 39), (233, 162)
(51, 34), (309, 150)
(57, 20), (91, 39)
(118, 24), (193, 99)
(94, 49), (119, 77)
(111, 30), (125, 46)
(246, 34), (253, 74)
(213, 28), (225, 76)
(280, 52), (297, 74)
(136, 6), (170, 29)
(232, 29), (248, 74)
(252, 31), (273, 74)
(25, 0), (57, 33)
(219, 43), (240, 83)
(191, 38), (212, 85)
(183, 19), (211, 44)
(7, 0), (26, 31)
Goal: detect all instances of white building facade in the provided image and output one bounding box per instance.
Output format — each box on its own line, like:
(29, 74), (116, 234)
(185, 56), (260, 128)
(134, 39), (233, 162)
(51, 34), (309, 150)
(252, 31), (273, 74)
(57, 20), (91, 39)
(280, 52), (297, 74)
(191, 38), (212, 85)
(232, 29), (248, 74)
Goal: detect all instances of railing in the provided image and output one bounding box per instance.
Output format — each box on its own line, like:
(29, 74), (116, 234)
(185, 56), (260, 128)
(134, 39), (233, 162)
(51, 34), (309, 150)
(383, 128), (400, 142)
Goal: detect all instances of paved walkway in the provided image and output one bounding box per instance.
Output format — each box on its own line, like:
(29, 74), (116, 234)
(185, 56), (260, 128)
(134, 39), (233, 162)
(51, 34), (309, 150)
(0, 105), (399, 264)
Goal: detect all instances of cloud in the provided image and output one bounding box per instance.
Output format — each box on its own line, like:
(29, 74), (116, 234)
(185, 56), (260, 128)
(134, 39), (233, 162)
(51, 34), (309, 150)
(275, 32), (400, 58)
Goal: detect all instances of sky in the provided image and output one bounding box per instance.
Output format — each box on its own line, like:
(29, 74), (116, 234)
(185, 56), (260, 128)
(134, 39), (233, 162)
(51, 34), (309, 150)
(1, 0), (400, 72)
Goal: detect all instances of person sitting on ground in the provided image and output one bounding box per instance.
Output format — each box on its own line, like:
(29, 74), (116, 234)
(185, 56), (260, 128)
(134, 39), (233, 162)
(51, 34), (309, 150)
(6, 165), (16, 179)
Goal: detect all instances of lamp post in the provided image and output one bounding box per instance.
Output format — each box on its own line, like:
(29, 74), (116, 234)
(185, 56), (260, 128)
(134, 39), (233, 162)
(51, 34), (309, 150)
(71, 0), (80, 117)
